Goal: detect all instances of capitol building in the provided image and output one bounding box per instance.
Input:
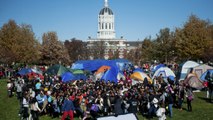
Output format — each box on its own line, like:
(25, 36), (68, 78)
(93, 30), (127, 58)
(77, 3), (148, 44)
(87, 0), (139, 59)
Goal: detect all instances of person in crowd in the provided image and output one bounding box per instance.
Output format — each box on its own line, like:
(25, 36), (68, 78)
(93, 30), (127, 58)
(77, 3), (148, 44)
(102, 93), (111, 116)
(22, 93), (30, 120)
(128, 95), (138, 114)
(30, 97), (42, 120)
(7, 79), (13, 97)
(166, 90), (173, 117)
(113, 95), (123, 116)
(61, 94), (76, 120)
(178, 85), (185, 111)
(206, 71), (213, 102)
(52, 95), (60, 118)
(185, 86), (194, 112)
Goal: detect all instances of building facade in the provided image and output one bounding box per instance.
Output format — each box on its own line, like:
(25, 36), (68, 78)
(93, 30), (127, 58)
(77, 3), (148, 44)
(87, 0), (138, 59)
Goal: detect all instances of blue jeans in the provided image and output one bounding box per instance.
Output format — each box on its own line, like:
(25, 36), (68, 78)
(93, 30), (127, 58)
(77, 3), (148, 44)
(168, 104), (173, 117)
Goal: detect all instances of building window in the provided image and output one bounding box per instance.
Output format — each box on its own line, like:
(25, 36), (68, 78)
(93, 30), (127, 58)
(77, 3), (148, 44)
(109, 23), (111, 29)
(102, 23), (104, 29)
(105, 23), (107, 29)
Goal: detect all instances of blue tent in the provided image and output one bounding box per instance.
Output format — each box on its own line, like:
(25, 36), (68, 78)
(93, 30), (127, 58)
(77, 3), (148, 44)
(18, 68), (33, 75)
(61, 72), (88, 83)
(200, 70), (213, 81)
(74, 74), (87, 80)
(71, 59), (120, 72)
(101, 67), (118, 83)
(61, 72), (75, 83)
(151, 64), (165, 72)
(133, 68), (144, 73)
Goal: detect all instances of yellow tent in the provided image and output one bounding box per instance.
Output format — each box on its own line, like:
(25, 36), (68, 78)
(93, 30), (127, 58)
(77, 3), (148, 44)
(130, 72), (152, 84)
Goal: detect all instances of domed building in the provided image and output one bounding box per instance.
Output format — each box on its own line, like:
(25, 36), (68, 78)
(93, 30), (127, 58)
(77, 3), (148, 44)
(87, 0), (128, 59)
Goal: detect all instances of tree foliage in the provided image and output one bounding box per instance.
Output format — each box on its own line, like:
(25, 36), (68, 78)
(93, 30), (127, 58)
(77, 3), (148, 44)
(175, 15), (212, 61)
(64, 38), (88, 62)
(0, 20), (40, 64)
(40, 32), (70, 65)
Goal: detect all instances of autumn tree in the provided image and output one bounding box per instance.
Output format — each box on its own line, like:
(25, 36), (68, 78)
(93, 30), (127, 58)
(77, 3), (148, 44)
(0, 20), (40, 64)
(64, 38), (88, 62)
(175, 15), (212, 61)
(40, 32), (70, 65)
(202, 25), (213, 62)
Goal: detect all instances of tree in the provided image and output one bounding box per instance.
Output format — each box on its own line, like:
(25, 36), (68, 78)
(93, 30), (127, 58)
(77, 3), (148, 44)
(0, 20), (40, 64)
(40, 32), (70, 65)
(155, 28), (175, 63)
(141, 37), (155, 63)
(175, 15), (212, 61)
(88, 40), (106, 59)
(202, 25), (213, 62)
(64, 38), (88, 62)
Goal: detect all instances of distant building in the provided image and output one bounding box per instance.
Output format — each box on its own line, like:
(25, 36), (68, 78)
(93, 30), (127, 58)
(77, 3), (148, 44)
(87, 0), (139, 59)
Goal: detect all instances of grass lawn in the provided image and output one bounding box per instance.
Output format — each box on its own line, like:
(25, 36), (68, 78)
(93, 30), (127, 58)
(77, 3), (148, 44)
(0, 78), (213, 120)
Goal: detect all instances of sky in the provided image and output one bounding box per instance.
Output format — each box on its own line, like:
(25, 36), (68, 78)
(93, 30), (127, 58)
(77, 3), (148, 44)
(0, 0), (213, 41)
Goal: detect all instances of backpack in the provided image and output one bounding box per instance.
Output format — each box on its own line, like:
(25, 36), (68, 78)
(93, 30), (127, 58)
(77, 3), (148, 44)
(91, 104), (99, 112)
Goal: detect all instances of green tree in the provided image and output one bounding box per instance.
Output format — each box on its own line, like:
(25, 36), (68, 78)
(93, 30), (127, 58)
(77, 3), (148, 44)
(155, 28), (175, 63)
(141, 37), (155, 63)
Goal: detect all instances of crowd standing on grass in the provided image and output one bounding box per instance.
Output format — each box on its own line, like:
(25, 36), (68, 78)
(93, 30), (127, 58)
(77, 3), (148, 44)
(2, 63), (213, 120)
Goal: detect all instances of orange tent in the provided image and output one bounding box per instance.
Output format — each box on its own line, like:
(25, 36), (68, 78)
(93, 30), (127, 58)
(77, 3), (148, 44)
(95, 66), (111, 75)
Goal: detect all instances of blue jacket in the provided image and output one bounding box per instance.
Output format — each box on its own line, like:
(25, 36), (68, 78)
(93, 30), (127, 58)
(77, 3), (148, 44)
(62, 99), (75, 112)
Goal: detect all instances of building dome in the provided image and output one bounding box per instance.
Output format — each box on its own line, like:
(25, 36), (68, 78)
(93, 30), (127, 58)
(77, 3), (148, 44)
(99, 7), (113, 15)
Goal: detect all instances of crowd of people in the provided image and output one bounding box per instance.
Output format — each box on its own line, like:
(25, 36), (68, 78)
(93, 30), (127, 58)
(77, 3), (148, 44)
(3, 64), (212, 120)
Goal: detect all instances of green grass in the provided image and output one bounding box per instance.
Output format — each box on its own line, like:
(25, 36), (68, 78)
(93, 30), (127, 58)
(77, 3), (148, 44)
(0, 79), (213, 120)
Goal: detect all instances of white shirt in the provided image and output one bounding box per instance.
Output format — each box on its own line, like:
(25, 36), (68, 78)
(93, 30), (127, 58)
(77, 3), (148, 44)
(23, 98), (29, 107)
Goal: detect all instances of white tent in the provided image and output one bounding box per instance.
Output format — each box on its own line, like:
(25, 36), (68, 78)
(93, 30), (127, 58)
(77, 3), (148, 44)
(152, 67), (176, 81)
(193, 64), (213, 78)
(179, 61), (199, 81)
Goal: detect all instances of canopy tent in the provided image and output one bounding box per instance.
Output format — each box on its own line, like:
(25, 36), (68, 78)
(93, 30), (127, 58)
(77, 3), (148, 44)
(114, 59), (132, 71)
(179, 61), (199, 81)
(193, 64), (213, 78)
(61, 72), (75, 83)
(152, 67), (176, 81)
(95, 66), (111, 75)
(200, 70), (213, 81)
(61, 72), (87, 83)
(74, 74), (87, 80)
(183, 73), (204, 90)
(72, 69), (84, 74)
(130, 71), (152, 83)
(46, 64), (69, 76)
(71, 59), (131, 72)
